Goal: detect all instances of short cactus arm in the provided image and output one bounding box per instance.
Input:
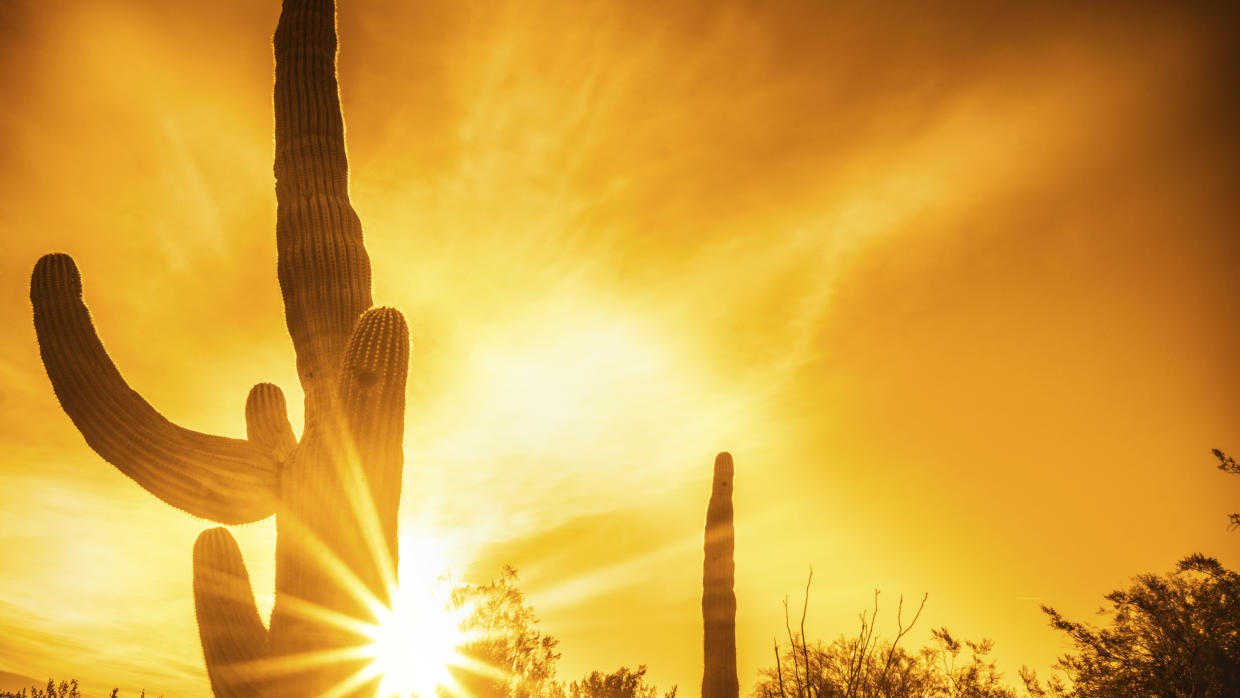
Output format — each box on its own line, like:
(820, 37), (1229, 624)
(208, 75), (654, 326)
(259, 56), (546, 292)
(31, 254), (278, 524)
(274, 0), (373, 404)
(194, 527), (269, 698)
(245, 383), (299, 462)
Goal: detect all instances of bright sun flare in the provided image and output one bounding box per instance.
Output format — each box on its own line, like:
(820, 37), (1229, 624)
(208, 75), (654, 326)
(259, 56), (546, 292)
(361, 536), (470, 698)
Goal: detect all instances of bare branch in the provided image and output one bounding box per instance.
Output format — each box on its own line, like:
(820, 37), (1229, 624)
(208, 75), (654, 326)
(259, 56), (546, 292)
(800, 568), (813, 698)
(774, 638), (789, 698)
(783, 596), (805, 698)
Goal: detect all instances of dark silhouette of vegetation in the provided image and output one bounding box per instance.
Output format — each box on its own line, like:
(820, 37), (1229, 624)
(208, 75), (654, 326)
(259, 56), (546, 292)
(0, 680), (81, 698)
(1214, 449), (1239, 528)
(752, 575), (1026, 698)
(451, 567), (564, 698)
(757, 624), (1023, 698)
(1032, 554), (1240, 698)
(446, 567), (676, 698)
(29, 0), (409, 694)
(0, 679), (158, 698)
(569, 666), (678, 698)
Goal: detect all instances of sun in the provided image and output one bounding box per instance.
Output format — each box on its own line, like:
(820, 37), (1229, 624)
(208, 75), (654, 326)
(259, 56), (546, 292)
(363, 587), (464, 698)
(360, 535), (471, 698)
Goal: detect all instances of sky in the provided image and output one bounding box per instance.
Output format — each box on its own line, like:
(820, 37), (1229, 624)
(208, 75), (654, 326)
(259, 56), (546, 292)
(1, 0), (1239, 695)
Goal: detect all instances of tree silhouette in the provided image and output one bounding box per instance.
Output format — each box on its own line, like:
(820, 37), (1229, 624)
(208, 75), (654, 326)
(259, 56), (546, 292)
(1037, 554), (1240, 697)
(1214, 450), (1239, 528)
(450, 567), (564, 698)
(440, 568), (682, 698)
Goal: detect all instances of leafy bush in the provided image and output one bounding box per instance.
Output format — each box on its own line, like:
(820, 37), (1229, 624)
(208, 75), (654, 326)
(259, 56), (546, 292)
(1034, 554), (1240, 697)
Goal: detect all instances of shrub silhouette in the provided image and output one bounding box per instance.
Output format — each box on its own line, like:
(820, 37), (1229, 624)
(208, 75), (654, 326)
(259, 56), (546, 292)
(756, 626), (1020, 698)
(0, 679), (81, 698)
(569, 666), (677, 698)
(30, 0), (408, 695)
(753, 573), (1027, 698)
(0, 680), (159, 698)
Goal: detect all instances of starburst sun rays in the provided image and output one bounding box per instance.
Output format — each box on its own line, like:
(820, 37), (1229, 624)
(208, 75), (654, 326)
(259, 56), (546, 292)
(228, 524), (499, 698)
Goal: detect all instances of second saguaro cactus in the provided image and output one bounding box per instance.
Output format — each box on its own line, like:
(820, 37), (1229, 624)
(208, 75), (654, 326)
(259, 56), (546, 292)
(31, 1), (405, 695)
(703, 452), (740, 698)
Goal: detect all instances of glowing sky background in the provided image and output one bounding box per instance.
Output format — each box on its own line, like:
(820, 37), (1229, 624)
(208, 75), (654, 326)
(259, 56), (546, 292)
(2, 0), (1239, 695)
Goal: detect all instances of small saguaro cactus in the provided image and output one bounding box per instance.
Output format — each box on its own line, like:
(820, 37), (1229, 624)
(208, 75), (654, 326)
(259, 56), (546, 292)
(31, 1), (407, 695)
(702, 452), (739, 698)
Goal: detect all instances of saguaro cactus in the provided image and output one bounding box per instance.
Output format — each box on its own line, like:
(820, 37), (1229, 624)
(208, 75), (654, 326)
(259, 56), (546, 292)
(31, 1), (406, 695)
(702, 452), (739, 698)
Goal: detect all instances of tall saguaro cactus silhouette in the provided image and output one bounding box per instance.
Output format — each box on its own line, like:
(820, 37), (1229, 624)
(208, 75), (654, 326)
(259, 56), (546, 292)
(702, 452), (740, 698)
(30, 1), (406, 695)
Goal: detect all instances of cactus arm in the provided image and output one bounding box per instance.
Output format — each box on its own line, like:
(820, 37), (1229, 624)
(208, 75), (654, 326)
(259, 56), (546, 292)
(194, 527), (269, 698)
(274, 0), (373, 407)
(245, 383), (299, 462)
(30, 254), (278, 525)
(337, 306), (409, 600)
(264, 307), (408, 693)
(703, 451), (740, 698)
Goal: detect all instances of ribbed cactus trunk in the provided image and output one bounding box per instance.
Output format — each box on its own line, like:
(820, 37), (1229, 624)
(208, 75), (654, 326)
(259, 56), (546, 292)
(702, 452), (739, 698)
(31, 1), (407, 696)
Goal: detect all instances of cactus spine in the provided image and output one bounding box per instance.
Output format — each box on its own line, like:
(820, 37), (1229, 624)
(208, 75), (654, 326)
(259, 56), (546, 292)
(31, 1), (407, 696)
(703, 452), (739, 698)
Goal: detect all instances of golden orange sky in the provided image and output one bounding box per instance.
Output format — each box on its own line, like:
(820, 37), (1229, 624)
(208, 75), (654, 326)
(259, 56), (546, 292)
(2, 0), (1239, 696)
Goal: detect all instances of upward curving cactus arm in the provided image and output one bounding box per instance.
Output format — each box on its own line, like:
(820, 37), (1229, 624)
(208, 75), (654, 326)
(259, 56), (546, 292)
(30, 253), (279, 525)
(265, 307), (409, 693)
(194, 527), (269, 698)
(337, 306), (409, 596)
(274, 0), (373, 404)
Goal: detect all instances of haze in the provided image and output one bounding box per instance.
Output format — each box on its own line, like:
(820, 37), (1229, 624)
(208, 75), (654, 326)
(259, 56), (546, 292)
(1, 1), (1238, 696)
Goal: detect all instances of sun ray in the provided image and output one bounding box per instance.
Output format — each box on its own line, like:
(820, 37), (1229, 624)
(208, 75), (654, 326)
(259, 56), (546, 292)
(276, 594), (378, 637)
(228, 646), (366, 680)
(357, 532), (482, 698)
(332, 432), (401, 599)
(246, 500), (490, 697)
(277, 511), (389, 618)
(318, 664), (385, 698)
